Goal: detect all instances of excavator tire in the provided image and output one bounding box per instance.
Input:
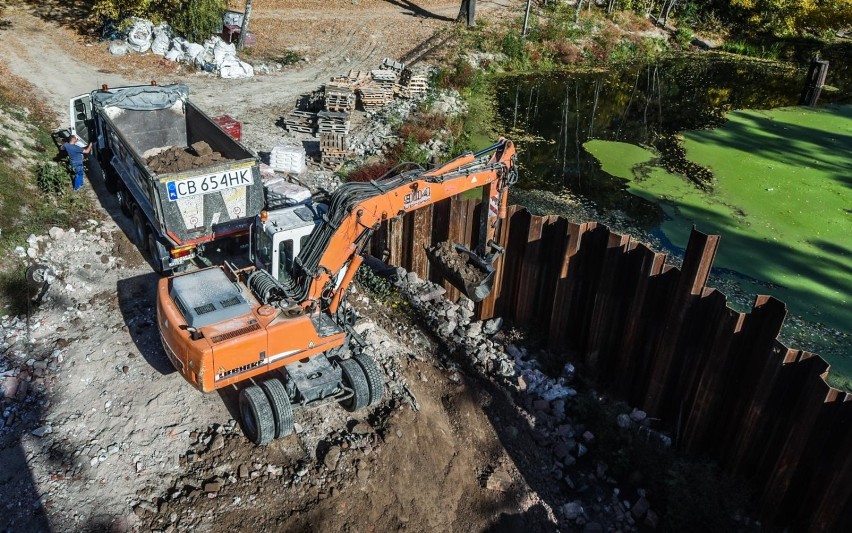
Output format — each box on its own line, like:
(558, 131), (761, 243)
(239, 385), (275, 445)
(353, 353), (384, 407)
(339, 358), (370, 412)
(259, 378), (294, 439)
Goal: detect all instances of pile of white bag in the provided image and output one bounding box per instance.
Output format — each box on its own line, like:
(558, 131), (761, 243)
(108, 18), (254, 79)
(269, 145), (307, 174)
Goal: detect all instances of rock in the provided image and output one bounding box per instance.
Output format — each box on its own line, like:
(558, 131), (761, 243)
(418, 287), (446, 302)
(582, 431), (595, 444)
(208, 434), (225, 451)
(3, 377), (19, 399)
(266, 464), (283, 477)
(31, 425), (52, 438)
(631, 496), (650, 518)
(466, 321), (482, 338)
(584, 523), (603, 533)
(134, 501), (157, 515)
(692, 36), (720, 50)
(405, 271), (420, 285)
(562, 500), (584, 520)
(48, 227), (65, 240)
(616, 414), (631, 429)
(644, 508), (659, 529)
(353, 321), (375, 336)
(630, 408), (647, 422)
(203, 481), (222, 493)
(296, 465), (309, 477)
(533, 399), (550, 412)
(238, 464), (249, 479)
(26, 248), (37, 259)
(351, 422), (372, 435)
(576, 443), (587, 457)
(483, 318), (503, 335)
(517, 375), (527, 391)
(324, 445), (341, 470)
(552, 442), (572, 460)
(485, 470), (513, 492)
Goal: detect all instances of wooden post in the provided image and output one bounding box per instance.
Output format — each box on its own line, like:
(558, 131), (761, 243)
(799, 58), (829, 107)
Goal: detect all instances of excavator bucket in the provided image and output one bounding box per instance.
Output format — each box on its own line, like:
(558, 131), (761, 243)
(426, 242), (496, 302)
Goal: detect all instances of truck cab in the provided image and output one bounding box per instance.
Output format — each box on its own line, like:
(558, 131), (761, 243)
(256, 202), (326, 282)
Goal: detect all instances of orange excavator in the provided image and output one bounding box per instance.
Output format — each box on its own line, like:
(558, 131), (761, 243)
(156, 139), (518, 444)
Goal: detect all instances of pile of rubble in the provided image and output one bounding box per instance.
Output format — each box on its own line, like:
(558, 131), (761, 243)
(392, 268), (666, 531)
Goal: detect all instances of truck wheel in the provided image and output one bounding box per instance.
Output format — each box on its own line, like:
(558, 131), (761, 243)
(115, 185), (132, 217)
(132, 210), (148, 253)
(259, 378), (294, 439)
(353, 353), (385, 407)
(339, 358), (370, 412)
(100, 149), (119, 193)
(239, 385), (275, 445)
(147, 233), (170, 275)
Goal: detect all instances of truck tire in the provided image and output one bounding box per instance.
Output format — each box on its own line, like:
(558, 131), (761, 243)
(115, 185), (132, 217)
(99, 149), (119, 193)
(132, 210), (148, 253)
(239, 385), (275, 445)
(339, 358), (370, 412)
(147, 232), (170, 275)
(259, 378), (294, 439)
(353, 353), (385, 407)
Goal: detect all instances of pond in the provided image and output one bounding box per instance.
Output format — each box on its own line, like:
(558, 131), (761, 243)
(491, 45), (851, 360)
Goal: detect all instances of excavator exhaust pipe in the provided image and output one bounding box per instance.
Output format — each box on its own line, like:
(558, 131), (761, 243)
(426, 242), (496, 302)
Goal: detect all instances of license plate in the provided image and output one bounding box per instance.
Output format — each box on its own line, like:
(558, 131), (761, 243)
(166, 169), (253, 201)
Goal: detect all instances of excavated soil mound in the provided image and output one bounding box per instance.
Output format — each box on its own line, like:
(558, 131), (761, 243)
(145, 141), (230, 174)
(430, 241), (486, 285)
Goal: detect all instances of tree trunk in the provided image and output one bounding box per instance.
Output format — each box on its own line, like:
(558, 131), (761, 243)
(457, 0), (476, 26)
(238, 0), (253, 50)
(574, 0), (585, 24)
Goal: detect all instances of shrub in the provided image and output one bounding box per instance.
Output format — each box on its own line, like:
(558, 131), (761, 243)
(435, 58), (477, 91)
(36, 161), (70, 195)
(346, 161), (395, 183)
(674, 27), (694, 48)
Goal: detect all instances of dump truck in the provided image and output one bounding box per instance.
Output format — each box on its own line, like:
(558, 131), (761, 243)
(68, 83), (264, 273)
(156, 140), (519, 444)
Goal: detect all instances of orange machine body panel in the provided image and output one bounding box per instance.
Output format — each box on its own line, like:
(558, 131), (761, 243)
(157, 270), (346, 393)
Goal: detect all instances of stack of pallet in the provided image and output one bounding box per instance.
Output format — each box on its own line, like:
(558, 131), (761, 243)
(358, 84), (394, 111)
(317, 111), (351, 135)
(319, 133), (350, 170)
(281, 109), (316, 134)
(324, 83), (356, 113)
(332, 70), (370, 88)
(371, 69), (398, 93)
(380, 58), (404, 73)
(399, 69), (429, 99)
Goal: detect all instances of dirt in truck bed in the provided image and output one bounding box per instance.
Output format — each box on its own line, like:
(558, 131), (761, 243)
(145, 142), (230, 174)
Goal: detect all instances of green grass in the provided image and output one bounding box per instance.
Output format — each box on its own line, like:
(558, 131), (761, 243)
(584, 105), (852, 361)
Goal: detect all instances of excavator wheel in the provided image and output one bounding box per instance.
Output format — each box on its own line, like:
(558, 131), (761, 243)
(259, 378), (294, 439)
(353, 353), (385, 407)
(239, 385), (276, 445)
(338, 358), (370, 412)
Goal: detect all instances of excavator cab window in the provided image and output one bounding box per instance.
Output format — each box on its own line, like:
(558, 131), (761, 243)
(280, 239), (294, 274)
(257, 231), (273, 272)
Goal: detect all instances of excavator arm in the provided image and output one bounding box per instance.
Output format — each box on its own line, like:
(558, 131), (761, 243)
(291, 139), (518, 309)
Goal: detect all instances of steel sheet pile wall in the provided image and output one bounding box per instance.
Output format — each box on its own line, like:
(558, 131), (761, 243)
(368, 197), (852, 532)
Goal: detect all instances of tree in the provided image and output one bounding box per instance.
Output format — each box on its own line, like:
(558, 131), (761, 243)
(92, 0), (227, 42)
(729, 0), (852, 34)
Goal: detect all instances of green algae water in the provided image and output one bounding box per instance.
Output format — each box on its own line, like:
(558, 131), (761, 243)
(585, 104), (851, 340)
(492, 50), (852, 363)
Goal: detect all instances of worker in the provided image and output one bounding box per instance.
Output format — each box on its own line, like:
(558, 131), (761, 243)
(457, 0), (476, 27)
(63, 134), (92, 191)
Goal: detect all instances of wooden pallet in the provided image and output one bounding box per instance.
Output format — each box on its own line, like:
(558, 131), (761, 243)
(281, 109), (317, 134)
(380, 58), (404, 73)
(324, 83), (356, 113)
(320, 133), (349, 152)
(317, 111), (351, 135)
